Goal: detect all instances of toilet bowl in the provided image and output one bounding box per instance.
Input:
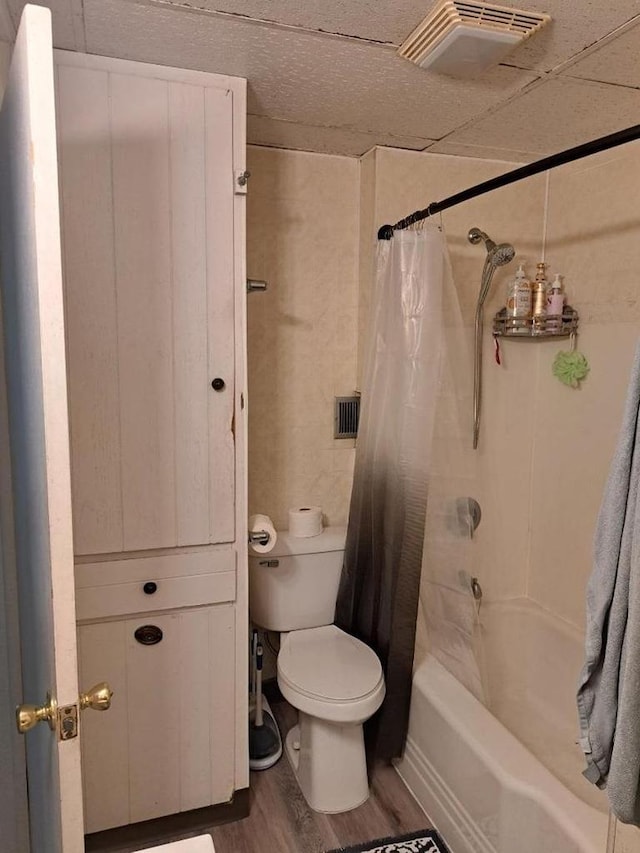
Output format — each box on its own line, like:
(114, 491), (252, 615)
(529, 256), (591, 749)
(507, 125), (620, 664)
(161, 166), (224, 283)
(248, 526), (386, 814)
(277, 625), (385, 813)
(278, 625), (385, 722)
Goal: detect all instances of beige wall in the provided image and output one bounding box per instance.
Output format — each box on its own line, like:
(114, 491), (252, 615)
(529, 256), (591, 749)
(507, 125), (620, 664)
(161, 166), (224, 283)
(246, 146), (359, 530)
(249, 140), (640, 636)
(529, 141), (640, 631)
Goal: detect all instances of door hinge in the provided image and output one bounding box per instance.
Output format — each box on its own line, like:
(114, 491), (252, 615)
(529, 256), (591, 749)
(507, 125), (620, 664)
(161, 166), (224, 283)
(58, 703), (78, 741)
(235, 169), (250, 194)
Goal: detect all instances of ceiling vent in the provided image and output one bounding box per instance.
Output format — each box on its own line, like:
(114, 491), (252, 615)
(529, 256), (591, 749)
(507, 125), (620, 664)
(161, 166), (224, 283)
(398, 0), (550, 77)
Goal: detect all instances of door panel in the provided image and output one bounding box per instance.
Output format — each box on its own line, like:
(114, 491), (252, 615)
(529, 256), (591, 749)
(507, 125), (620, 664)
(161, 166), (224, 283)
(170, 81), (211, 547)
(110, 72), (176, 552)
(79, 605), (235, 833)
(204, 86), (236, 546)
(55, 62), (123, 556)
(57, 57), (236, 557)
(0, 6), (82, 851)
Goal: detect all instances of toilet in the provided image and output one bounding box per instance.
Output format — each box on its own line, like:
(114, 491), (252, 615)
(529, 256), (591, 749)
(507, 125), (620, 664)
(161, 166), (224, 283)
(249, 526), (385, 813)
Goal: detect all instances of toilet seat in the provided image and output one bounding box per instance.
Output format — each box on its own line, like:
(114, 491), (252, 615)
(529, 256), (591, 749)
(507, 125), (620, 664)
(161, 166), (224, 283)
(278, 625), (385, 723)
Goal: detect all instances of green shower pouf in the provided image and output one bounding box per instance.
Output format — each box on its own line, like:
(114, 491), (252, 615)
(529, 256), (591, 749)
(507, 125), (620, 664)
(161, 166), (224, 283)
(552, 350), (590, 388)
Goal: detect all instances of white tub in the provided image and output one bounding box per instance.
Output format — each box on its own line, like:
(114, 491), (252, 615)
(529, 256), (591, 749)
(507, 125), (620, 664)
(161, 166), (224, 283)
(396, 599), (610, 853)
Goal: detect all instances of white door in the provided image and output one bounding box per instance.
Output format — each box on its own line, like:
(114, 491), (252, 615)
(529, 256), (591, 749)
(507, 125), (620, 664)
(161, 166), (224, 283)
(55, 53), (237, 558)
(0, 5), (83, 852)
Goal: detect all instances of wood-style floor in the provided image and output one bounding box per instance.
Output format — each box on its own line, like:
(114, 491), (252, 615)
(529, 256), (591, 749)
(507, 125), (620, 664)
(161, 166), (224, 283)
(210, 695), (431, 853)
(108, 688), (431, 853)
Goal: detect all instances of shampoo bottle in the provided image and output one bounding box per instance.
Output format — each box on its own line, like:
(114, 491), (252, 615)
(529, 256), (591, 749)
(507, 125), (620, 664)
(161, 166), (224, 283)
(547, 273), (564, 332)
(506, 263), (531, 323)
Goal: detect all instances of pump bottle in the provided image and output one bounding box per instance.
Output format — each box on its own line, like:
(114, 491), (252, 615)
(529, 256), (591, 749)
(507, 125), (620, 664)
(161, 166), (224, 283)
(505, 263), (531, 322)
(547, 273), (564, 332)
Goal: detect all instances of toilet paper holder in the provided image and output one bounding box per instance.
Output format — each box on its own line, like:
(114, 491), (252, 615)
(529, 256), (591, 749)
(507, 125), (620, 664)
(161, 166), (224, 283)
(248, 529), (271, 547)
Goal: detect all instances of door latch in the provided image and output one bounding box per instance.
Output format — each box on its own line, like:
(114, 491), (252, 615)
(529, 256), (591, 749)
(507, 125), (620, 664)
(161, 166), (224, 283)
(235, 169), (250, 194)
(59, 703), (78, 740)
(17, 682), (112, 740)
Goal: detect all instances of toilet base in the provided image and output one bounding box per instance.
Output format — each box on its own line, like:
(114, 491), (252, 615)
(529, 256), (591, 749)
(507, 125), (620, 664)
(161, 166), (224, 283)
(284, 713), (370, 814)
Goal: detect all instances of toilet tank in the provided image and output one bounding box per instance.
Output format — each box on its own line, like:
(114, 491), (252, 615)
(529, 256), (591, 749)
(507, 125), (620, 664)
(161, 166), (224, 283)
(249, 526), (347, 631)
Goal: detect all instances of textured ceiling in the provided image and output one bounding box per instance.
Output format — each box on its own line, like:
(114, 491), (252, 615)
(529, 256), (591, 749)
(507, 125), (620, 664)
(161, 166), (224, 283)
(2, 0), (640, 160)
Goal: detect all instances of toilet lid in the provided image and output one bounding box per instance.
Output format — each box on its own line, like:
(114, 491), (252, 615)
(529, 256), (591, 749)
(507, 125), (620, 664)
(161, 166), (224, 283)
(278, 625), (383, 702)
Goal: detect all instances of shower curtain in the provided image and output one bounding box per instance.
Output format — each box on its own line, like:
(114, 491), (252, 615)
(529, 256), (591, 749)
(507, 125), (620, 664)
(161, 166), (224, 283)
(336, 224), (480, 760)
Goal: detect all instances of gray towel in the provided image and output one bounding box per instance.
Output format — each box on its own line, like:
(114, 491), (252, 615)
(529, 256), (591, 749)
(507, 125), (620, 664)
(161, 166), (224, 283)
(577, 340), (640, 825)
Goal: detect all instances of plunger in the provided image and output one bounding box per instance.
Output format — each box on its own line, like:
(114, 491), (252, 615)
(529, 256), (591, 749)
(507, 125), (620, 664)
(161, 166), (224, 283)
(249, 641), (281, 769)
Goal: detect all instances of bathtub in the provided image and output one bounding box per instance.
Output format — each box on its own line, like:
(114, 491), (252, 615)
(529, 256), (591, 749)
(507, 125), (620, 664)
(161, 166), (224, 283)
(396, 599), (611, 853)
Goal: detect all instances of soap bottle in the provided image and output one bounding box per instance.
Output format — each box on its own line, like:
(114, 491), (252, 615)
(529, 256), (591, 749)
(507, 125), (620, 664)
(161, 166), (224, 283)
(546, 273), (564, 332)
(505, 263), (531, 325)
(531, 262), (548, 328)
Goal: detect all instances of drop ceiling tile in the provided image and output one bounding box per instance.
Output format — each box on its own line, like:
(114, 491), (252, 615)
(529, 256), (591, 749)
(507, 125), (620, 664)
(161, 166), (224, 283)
(146, 0), (640, 76)
(7, 0), (85, 49)
(497, 1), (640, 73)
(444, 78), (640, 156)
(84, 0), (539, 140)
(248, 115), (432, 157)
(561, 18), (640, 87)
(147, 0), (431, 45)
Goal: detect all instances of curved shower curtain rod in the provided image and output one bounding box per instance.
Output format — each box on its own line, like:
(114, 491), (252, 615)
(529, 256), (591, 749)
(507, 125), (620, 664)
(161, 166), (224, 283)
(377, 122), (640, 240)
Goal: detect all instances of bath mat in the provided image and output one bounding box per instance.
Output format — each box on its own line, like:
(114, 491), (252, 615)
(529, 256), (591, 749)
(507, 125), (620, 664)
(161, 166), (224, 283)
(327, 828), (449, 853)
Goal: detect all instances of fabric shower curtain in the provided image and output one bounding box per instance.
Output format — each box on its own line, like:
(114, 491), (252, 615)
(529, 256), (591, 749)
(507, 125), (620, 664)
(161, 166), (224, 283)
(336, 223), (467, 760)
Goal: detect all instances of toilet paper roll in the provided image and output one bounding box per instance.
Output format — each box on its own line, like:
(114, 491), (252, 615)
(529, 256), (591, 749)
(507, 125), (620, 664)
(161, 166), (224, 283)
(248, 514), (277, 554)
(288, 506), (323, 538)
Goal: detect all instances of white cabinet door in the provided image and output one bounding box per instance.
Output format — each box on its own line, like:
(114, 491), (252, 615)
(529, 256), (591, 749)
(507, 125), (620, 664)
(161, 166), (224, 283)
(0, 7), (83, 851)
(56, 54), (238, 556)
(78, 605), (236, 833)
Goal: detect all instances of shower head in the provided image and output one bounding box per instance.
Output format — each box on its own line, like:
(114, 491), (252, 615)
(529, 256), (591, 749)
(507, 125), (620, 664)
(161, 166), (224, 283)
(490, 243), (516, 266)
(467, 227), (515, 267)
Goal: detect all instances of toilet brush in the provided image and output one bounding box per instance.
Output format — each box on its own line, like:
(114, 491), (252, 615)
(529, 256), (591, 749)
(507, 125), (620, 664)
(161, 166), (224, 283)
(250, 628), (258, 710)
(248, 642), (282, 769)
(254, 642), (265, 730)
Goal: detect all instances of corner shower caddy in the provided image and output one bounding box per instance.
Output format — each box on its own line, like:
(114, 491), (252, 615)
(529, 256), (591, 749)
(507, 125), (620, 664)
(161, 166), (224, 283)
(493, 305), (579, 339)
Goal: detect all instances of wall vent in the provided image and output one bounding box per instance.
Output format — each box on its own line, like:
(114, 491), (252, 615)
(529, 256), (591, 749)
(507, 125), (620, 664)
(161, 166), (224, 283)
(334, 396), (360, 439)
(398, 0), (550, 76)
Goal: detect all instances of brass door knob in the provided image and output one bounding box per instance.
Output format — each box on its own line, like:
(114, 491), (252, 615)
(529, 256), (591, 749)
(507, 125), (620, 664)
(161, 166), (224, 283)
(16, 691), (57, 734)
(79, 682), (113, 712)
